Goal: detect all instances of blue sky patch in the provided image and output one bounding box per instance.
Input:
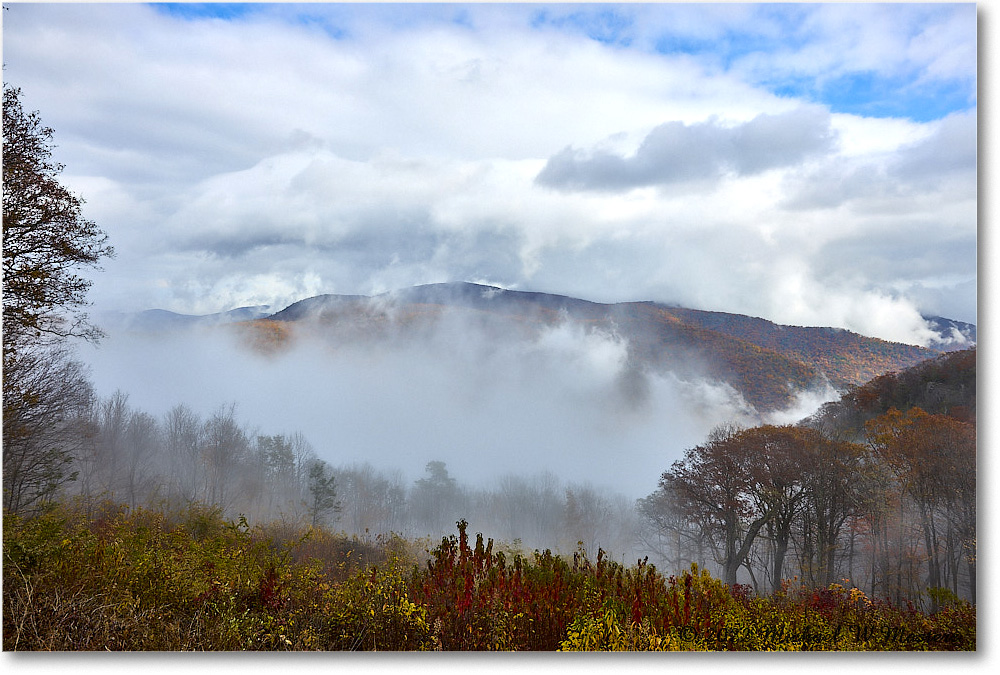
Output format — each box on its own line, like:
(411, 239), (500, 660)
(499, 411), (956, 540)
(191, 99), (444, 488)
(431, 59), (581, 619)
(153, 3), (262, 21)
(531, 6), (635, 47)
(772, 71), (975, 122)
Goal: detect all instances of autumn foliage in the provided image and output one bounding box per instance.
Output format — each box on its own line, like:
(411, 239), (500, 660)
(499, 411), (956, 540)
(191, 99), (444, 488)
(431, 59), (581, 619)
(3, 501), (974, 651)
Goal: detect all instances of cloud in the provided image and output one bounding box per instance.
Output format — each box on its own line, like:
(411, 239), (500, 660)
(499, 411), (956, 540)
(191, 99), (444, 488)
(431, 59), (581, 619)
(725, 3), (977, 120)
(783, 109), (977, 211)
(535, 107), (835, 191)
(2, 2), (977, 340)
(891, 110), (977, 186)
(80, 311), (767, 498)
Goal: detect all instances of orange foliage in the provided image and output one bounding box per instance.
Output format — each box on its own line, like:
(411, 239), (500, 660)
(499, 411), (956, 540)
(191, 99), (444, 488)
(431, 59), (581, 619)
(231, 319), (295, 355)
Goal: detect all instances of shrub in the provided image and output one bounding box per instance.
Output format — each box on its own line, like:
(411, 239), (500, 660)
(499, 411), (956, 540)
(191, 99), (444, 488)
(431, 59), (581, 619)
(2, 502), (975, 651)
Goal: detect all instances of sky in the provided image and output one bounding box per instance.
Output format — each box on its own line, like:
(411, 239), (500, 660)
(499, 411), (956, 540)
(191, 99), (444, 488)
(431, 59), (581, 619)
(2, 2), (978, 346)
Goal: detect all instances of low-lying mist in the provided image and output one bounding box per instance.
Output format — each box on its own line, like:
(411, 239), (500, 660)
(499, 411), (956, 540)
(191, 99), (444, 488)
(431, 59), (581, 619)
(80, 307), (827, 500)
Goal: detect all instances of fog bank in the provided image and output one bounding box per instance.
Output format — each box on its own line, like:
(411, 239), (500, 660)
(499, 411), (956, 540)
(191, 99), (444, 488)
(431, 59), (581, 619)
(80, 312), (827, 498)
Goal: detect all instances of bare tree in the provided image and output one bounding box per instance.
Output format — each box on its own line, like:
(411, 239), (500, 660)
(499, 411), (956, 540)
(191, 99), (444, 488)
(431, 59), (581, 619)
(96, 390), (131, 498)
(123, 410), (161, 508)
(201, 404), (248, 511)
(1, 341), (93, 514)
(163, 404), (204, 504)
(338, 462), (407, 538)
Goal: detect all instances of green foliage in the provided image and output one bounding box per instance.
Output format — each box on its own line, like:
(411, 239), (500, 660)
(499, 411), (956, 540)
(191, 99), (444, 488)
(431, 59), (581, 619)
(557, 578), (976, 652)
(317, 557), (434, 650)
(560, 608), (677, 651)
(307, 460), (341, 528)
(2, 499), (424, 650)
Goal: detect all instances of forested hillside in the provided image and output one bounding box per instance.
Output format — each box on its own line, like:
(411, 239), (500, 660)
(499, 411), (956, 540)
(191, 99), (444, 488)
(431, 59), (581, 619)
(805, 347), (976, 436)
(637, 346), (976, 610)
(655, 305), (937, 389)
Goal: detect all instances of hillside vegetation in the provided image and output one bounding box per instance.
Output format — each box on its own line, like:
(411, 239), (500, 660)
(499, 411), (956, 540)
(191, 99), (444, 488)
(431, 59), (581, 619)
(657, 305), (936, 389)
(806, 347), (976, 436)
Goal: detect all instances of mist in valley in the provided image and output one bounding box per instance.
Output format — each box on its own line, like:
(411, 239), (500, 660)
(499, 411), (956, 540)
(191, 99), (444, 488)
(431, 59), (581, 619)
(75, 301), (838, 562)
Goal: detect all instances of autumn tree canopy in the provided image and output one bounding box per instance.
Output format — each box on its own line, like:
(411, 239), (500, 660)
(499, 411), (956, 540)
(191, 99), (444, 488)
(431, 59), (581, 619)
(3, 83), (113, 348)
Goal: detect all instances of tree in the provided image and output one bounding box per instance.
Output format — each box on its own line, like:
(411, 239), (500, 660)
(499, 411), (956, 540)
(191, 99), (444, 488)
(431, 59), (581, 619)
(562, 482), (614, 556)
(338, 462), (407, 538)
(657, 424), (778, 586)
(738, 425), (813, 593)
(3, 83), (112, 514)
(865, 408), (976, 604)
(95, 390), (131, 498)
(637, 479), (708, 571)
(646, 424), (840, 590)
(307, 459), (341, 528)
(797, 434), (870, 588)
(201, 404), (248, 510)
(3, 83), (113, 345)
(163, 404), (204, 505)
(1, 342), (92, 513)
(256, 434), (297, 518)
(411, 460), (464, 535)
(123, 410), (160, 509)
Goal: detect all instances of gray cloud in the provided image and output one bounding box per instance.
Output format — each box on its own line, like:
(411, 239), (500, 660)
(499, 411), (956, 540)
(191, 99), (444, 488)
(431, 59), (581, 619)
(813, 227), (976, 287)
(535, 107), (836, 191)
(783, 110), (976, 211)
(891, 110), (976, 186)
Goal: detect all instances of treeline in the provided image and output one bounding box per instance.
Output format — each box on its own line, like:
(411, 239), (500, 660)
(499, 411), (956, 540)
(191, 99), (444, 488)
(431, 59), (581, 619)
(33, 390), (639, 558)
(636, 348), (976, 607)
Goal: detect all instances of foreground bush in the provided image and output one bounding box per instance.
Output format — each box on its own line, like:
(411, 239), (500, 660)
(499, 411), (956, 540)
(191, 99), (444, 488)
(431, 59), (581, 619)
(2, 500), (431, 650)
(2, 502), (975, 650)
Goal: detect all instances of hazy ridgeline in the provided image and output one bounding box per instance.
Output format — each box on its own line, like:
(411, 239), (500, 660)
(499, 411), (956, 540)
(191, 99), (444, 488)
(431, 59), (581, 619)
(82, 298), (831, 502)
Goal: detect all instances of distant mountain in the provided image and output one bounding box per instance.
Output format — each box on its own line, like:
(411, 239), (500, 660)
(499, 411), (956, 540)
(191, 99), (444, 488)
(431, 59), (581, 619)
(645, 305), (936, 391)
(922, 315), (977, 351)
(108, 283), (966, 413)
(99, 306), (273, 332)
(240, 282), (944, 413)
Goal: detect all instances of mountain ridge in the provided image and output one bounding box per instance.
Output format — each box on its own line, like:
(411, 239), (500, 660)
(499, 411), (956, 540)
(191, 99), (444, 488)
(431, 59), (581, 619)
(100, 282), (961, 413)
(238, 282), (943, 413)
